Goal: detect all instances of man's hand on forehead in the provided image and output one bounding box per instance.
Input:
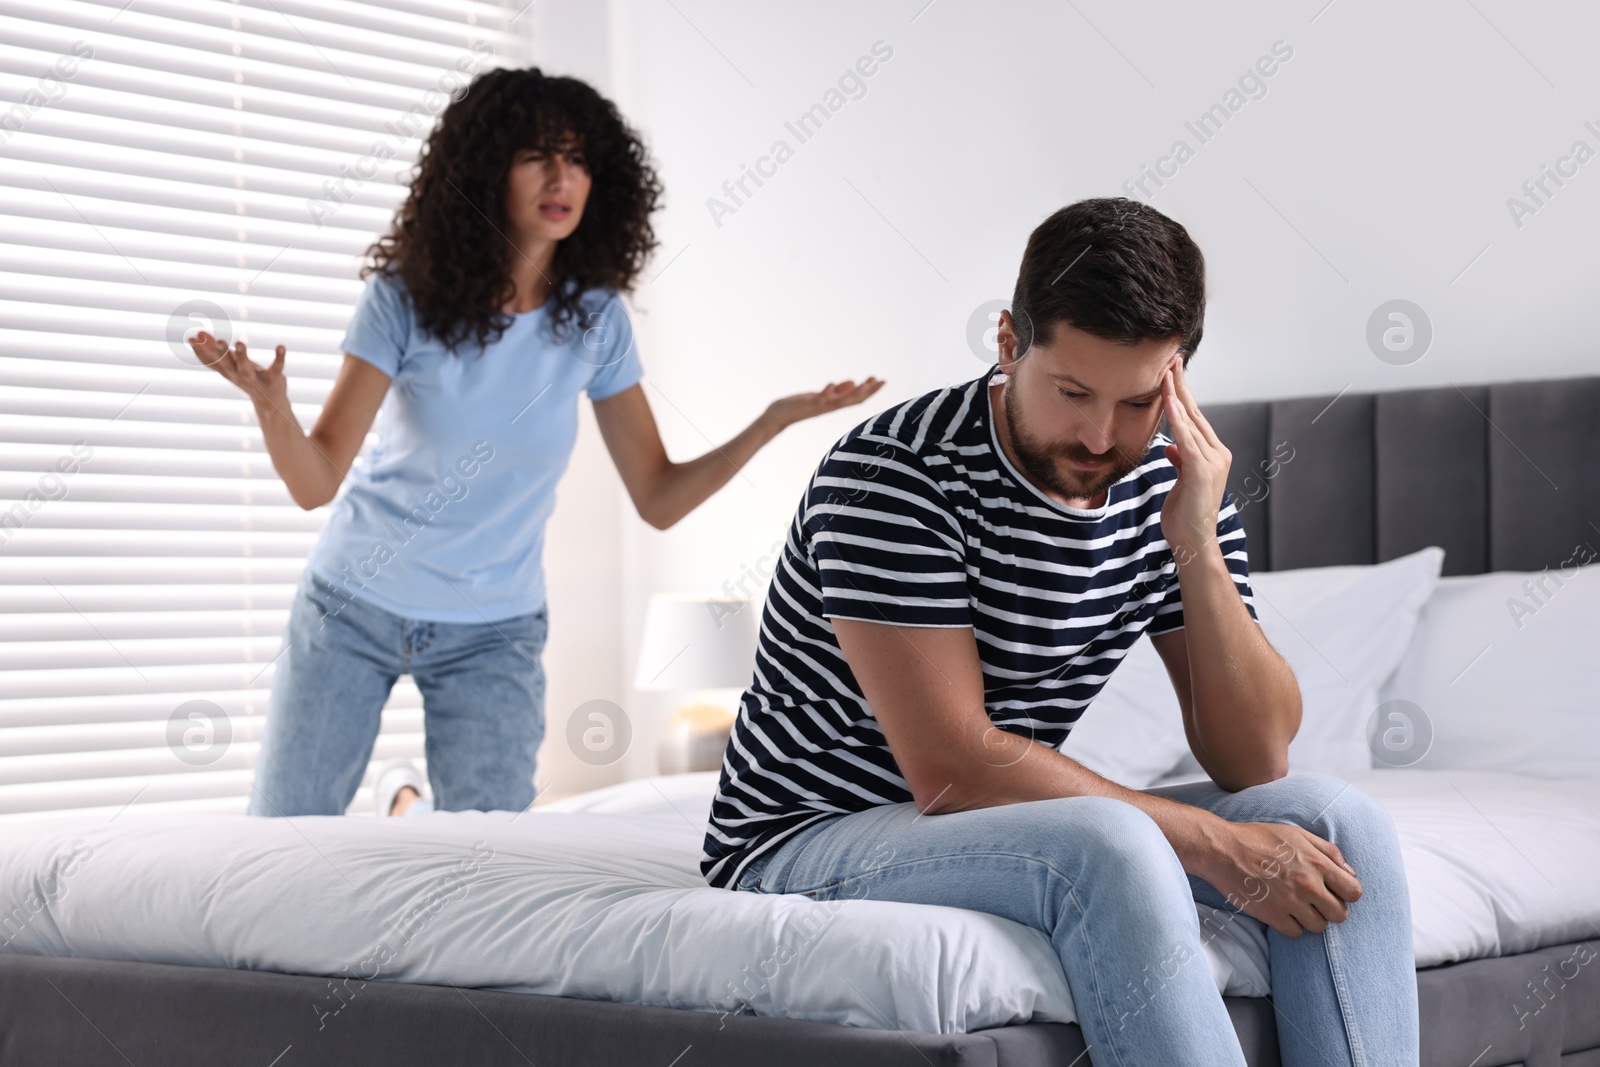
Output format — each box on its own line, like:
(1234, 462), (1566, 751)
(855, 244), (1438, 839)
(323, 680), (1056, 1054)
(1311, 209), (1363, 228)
(1159, 357), (1232, 560)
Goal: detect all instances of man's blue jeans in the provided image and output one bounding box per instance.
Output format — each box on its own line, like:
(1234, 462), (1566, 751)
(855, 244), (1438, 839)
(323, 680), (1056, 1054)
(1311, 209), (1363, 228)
(736, 773), (1419, 1067)
(248, 568), (549, 817)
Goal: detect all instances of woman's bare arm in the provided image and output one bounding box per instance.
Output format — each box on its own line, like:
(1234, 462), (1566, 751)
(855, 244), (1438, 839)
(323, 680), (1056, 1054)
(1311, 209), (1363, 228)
(189, 333), (391, 510)
(592, 377), (883, 530)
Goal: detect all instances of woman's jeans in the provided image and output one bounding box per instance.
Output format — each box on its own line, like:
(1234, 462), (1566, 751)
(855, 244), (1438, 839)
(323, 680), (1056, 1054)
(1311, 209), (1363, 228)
(737, 773), (1419, 1067)
(248, 568), (548, 817)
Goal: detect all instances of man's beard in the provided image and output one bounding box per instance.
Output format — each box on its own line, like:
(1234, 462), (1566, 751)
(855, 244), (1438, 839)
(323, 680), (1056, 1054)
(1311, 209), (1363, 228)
(1002, 381), (1156, 503)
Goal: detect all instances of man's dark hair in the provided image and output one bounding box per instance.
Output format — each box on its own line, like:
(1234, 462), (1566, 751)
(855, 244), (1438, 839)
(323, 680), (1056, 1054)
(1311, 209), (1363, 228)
(1010, 198), (1206, 363)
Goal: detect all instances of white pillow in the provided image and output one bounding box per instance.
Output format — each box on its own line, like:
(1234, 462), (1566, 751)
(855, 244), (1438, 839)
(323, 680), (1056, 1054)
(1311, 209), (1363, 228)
(1255, 546), (1443, 775)
(1377, 561), (1600, 778)
(1063, 547), (1444, 786)
(1059, 632), (1187, 787)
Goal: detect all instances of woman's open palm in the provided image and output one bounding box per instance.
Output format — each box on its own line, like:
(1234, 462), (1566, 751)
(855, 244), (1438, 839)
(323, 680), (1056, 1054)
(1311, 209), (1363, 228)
(765, 377), (885, 429)
(189, 331), (291, 413)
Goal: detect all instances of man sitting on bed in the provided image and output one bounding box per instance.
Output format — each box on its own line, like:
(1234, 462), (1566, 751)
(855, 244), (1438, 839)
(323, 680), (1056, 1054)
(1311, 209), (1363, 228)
(701, 198), (1420, 1065)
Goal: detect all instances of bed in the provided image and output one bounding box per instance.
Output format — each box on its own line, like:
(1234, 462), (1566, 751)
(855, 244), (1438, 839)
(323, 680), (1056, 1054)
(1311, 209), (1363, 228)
(1, 374), (1597, 1066)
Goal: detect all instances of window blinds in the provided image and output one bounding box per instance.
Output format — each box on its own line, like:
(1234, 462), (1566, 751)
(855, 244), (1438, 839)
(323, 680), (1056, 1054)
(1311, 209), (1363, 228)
(0, 0), (526, 822)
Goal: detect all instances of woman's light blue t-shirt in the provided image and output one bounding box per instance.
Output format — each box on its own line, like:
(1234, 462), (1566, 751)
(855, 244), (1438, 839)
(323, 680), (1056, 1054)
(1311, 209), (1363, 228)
(305, 271), (643, 623)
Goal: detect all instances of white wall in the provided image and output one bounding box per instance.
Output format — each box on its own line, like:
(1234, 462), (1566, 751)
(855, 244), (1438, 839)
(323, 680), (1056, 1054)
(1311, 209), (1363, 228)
(537, 0), (1600, 787)
(522, 2), (629, 799)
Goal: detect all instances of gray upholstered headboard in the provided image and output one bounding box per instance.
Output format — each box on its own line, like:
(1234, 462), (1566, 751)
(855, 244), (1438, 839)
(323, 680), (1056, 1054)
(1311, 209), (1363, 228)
(1202, 376), (1600, 576)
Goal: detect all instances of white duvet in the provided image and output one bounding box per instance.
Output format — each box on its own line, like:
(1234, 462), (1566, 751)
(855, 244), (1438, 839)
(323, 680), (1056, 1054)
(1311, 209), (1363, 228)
(0, 769), (1594, 1034)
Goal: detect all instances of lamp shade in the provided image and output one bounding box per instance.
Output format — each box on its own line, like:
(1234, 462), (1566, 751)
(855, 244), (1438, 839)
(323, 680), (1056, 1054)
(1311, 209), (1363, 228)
(634, 595), (760, 691)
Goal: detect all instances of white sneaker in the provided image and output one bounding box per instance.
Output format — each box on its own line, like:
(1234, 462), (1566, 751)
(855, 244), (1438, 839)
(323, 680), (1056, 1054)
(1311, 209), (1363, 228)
(373, 759), (427, 817)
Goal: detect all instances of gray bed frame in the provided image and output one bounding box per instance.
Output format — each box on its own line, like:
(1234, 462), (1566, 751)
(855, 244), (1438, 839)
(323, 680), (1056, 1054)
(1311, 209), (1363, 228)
(2, 375), (1597, 1066)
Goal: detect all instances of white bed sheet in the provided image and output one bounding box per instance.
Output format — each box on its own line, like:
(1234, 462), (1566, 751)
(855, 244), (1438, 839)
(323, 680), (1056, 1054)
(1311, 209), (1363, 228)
(1346, 769), (1600, 965)
(0, 769), (1594, 1034)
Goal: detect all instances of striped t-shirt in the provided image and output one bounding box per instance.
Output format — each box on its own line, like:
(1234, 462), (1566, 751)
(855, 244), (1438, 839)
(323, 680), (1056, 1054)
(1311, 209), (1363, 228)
(700, 367), (1256, 889)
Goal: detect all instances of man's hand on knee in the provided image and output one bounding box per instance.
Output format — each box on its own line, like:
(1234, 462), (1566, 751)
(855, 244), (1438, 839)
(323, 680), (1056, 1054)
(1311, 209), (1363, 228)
(1194, 821), (1362, 937)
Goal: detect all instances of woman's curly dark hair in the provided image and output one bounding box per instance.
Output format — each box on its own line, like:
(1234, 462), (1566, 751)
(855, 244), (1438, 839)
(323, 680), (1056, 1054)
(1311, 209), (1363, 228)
(363, 67), (664, 353)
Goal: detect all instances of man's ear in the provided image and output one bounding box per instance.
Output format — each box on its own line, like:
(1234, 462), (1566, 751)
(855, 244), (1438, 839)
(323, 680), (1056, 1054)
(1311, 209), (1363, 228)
(995, 310), (1017, 371)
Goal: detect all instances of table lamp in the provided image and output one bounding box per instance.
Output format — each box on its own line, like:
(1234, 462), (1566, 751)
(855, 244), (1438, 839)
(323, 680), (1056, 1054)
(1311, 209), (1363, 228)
(634, 594), (759, 774)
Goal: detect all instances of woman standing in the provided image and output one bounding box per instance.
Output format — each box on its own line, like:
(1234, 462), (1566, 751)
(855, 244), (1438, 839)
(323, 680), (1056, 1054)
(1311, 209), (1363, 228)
(190, 68), (881, 818)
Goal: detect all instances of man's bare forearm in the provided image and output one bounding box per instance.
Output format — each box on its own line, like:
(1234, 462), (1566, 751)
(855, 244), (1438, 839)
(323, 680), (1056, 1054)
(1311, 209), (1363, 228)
(920, 733), (1227, 875)
(1176, 544), (1300, 789)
